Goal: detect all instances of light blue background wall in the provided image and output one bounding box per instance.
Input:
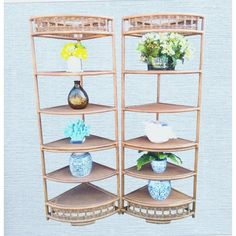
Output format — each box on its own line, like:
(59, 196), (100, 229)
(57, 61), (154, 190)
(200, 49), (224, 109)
(4, 1), (231, 236)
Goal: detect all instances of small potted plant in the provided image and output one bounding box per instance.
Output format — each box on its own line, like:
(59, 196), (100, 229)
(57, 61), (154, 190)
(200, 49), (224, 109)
(137, 151), (182, 173)
(137, 32), (192, 70)
(64, 118), (90, 144)
(61, 41), (88, 72)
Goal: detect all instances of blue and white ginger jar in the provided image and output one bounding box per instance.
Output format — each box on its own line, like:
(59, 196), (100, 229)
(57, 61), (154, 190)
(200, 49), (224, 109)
(69, 152), (92, 177)
(148, 180), (171, 200)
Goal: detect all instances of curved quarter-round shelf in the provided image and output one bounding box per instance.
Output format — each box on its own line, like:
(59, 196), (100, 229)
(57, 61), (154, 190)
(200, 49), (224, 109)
(124, 186), (194, 223)
(46, 162), (117, 183)
(42, 135), (116, 153)
(36, 70), (114, 77)
(124, 70), (202, 75)
(30, 15), (113, 40)
(47, 183), (118, 225)
(123, 136), (197, 152)
(40, 104), (115, 115)
(125, 102), (199, 113)
(123, 13), (204, 37)
(125, 163), (195, 180)
(124, 186), (193, 208)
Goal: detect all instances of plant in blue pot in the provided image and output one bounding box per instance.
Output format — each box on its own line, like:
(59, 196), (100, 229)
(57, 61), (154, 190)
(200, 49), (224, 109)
(137, 151), (182, 173)
(64, 118), (90, 144)
(136, 151), (182, 201)
(69, 152), (93, 177)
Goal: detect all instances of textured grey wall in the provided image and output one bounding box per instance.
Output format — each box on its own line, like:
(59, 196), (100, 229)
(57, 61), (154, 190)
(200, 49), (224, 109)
(4, 1), (231, 236)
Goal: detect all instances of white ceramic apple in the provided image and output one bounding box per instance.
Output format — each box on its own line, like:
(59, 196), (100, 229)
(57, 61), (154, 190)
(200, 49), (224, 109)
(144, 120), (177, 143)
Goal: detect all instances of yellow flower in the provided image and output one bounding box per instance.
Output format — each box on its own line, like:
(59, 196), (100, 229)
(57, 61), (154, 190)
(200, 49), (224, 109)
(60, 42), (88, 60)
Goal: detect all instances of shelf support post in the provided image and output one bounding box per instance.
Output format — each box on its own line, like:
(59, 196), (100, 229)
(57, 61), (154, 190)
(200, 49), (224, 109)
(193, 23), (205, 216)
(121, 18), (126, 212)
(111, 21), (121, 212)
(29, 20), (49, 220)
(156, 74), (161, 120)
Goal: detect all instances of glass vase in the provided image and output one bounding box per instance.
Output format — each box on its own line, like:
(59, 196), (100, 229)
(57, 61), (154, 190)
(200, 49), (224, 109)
(147, 56), (176, 70)
(68, 80), (89, 109)
(67, 56), (83, 72)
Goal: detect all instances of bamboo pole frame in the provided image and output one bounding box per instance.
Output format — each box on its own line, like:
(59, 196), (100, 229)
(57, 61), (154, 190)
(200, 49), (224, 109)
(30, 21), (49, 219)
(111, 20), (121, 211)
(121, 13), (204, 223)
(121, 18), (126, 211)
(30, 15), (120, 224)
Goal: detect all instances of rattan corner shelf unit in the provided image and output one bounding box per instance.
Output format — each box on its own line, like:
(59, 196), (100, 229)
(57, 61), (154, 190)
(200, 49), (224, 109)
(30, 15), (120, 226)
(121, 13), (204, 224)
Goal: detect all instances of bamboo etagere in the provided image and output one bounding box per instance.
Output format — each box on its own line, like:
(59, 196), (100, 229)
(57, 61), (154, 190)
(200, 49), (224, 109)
(30, 15), (120, 226)
(121, 13), (204, 224)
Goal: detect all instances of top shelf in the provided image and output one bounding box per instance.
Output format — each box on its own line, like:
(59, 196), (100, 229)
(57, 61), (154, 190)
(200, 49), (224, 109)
(30, 15), (113, 40)
(123, 13), (204, 37)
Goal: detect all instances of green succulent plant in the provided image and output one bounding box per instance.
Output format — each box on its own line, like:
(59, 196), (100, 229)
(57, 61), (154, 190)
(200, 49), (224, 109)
(136, 151), (182, 171)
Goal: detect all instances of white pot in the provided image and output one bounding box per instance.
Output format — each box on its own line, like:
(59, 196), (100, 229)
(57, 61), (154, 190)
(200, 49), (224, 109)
(67, 56), (83, 72)
(144, 120), (177, 143)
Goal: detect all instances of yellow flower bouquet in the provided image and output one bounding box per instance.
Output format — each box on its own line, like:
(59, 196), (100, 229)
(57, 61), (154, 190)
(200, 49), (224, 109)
(61, 41), (88, 72)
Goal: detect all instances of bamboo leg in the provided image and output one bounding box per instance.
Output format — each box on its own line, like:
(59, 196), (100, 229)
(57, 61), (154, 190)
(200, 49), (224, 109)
(111, 28), (121, 211)
(156, 74), (161, 120)
(193, 32), (204, 217)
(80, 75), (85, 121)
(121, 22), (126, 212)
(30, 21), (49, 219)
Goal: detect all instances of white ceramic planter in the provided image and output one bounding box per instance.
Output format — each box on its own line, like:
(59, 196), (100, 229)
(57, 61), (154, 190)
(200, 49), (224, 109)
(67, 56), (83, 72)
(144, 120), (177, 143)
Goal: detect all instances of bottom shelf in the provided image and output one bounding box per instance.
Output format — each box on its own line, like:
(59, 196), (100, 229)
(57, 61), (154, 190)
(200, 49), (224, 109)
(47, 183), (119, 225)
(124, 185), (194, 224)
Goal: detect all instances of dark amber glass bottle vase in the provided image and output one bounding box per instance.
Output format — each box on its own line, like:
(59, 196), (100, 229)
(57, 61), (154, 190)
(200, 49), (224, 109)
(68, 80), (89, 109)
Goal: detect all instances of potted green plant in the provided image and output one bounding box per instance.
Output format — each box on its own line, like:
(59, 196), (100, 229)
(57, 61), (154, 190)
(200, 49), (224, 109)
(61, 41), (88, 72)
(137, 32), (192, 70)
(137, 151), (182, 173)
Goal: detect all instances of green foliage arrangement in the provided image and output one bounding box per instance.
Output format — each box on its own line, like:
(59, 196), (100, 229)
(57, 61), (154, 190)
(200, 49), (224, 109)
(137, 151), (182, 171)
(137, 32), (192, 68)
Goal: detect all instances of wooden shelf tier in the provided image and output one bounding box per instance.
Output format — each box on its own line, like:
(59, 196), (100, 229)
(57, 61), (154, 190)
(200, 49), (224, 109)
(47, 183), (118, 225)
(30, 15), (113, 40)
(123, 136), (197, 152)
(124, 185), (194, 223)
(42, 135), (116, 153)
(123, 13), (204, 37)
(36, 70), (114, 77)
(124, 70), (201, 75)
(46, 162), (117, 183)
(40, 104), (115, 115)
(125, 102), (198, 113)
(125, 163), (195, 180)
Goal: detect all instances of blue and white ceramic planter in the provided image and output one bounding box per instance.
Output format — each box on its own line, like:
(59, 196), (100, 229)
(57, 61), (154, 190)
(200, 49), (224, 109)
(69, 152), (92, 177)
(151, 158), (167, 173)
(148, 180), (171, 201)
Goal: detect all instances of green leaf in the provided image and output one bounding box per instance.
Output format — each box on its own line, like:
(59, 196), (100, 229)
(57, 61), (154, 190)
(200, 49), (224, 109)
(136, 154), (156, 170)
(166, 153), (182, 165)
(158, 152), (166, 160)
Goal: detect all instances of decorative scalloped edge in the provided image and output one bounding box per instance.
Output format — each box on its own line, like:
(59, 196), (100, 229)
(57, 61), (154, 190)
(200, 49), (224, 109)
(47, 201), (118, 225)
(124, 201), (194, 223)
